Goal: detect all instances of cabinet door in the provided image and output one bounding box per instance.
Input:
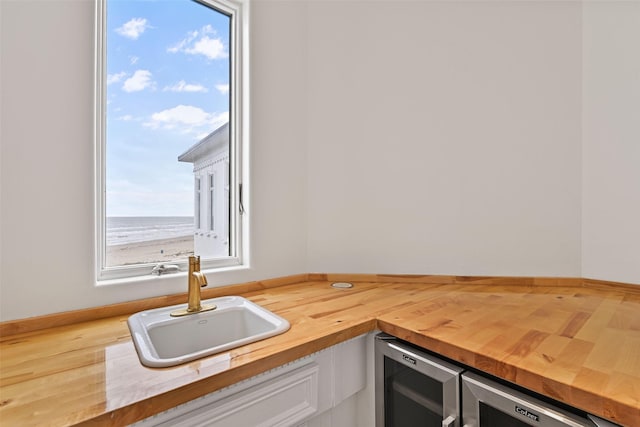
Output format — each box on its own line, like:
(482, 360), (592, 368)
(157, 363), (319, 427)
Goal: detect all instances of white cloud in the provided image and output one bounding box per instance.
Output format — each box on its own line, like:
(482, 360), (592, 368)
(215, 84), (229, 95)
(117, 114), (134, 121)
(186, 36), (226, 60)
(115, 18), (150, 40)
(148, 105), (210, 128)
(167, 30), (197, 54)
(107, 72), (127, 85)
(129, 56), (139, 65)
(164, 80), (208, 93)
(144, 105), (228, 135)
(208, 111), (229, 131)
(122, 70), (154, 92)
(168, 25), (227, 60)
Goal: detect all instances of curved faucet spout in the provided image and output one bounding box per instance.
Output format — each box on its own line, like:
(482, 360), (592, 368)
(193, 271), (208, 287)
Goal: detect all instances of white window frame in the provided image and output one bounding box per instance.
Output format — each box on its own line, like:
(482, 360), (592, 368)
(94, 0), (249, 282)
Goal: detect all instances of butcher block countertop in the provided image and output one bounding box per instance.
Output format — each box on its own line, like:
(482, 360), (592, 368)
(1, 274), (639, 426)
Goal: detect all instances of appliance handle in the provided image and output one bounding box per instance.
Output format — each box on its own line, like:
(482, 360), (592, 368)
(588, 414), (620, 427)
(442, 415), (456, 427)
(386, 342), (462, 376)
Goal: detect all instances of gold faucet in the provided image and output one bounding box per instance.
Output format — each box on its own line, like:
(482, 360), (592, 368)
(170, 256), (216, 317)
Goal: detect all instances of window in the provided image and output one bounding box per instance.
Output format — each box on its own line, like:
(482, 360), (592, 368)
(195, 177), (202, 230)
(209, 173), (216, 232)
(96, 0), (248, 280)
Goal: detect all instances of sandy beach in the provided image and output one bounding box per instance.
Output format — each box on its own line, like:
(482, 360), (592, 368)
(106, 235), (195, 266)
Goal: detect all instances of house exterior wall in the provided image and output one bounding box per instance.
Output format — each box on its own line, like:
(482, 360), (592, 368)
(192, 149), (230, 259)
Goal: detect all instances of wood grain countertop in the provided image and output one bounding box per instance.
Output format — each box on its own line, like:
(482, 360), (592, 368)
(1, 275), (639, 426)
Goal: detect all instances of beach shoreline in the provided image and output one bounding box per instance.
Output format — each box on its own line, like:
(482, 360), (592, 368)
(106, 235), (194, 266)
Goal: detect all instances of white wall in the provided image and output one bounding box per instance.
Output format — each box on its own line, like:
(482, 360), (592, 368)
(306, 1), (583, 276)
(0, 0), (309, 321)
(582, 2), (640, 284)
(1, 1), (639, 321)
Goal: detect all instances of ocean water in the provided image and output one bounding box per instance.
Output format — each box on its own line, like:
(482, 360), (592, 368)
(106, 216), (194, 246)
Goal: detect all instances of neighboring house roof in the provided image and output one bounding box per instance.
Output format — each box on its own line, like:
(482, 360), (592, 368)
(178, 122), (229, 163)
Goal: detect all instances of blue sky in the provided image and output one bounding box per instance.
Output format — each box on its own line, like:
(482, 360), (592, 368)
(106, 0), (230, 217)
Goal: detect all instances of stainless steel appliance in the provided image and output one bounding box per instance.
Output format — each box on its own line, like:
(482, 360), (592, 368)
(375, 333), (464, 427)
(461, 372), (619, 427)
(375, 333), (621, 427)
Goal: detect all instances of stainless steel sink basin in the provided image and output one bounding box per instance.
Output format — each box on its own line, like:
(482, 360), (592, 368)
(127, 296), (290, 367)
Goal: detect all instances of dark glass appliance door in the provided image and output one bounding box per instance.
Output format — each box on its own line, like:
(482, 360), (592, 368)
(462, 372), (618, 427)
(385, 357), (444, 426)
(479, 401), (532, 427)
(375, 334), (463, 427)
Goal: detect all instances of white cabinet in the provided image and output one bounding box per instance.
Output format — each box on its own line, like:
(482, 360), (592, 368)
(133, 333), (373, 427)
(300, 332), (376, 427)
(155, 364), (319, 427)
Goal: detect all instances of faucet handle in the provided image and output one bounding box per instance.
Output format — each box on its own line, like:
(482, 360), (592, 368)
(189, 255), (200, 268)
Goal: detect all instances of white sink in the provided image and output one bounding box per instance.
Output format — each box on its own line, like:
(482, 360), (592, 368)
(127, 296), (290, 367)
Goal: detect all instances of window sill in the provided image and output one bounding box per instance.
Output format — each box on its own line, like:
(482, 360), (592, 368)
(95, 263), (251, 288)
